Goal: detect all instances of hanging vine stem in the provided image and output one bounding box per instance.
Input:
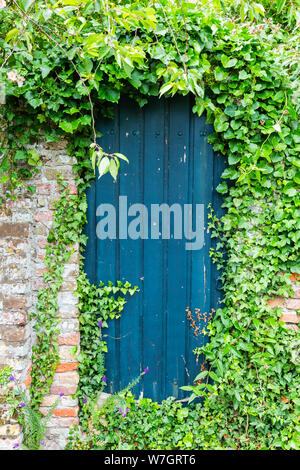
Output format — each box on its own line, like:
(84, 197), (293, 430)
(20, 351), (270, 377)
(156, 0), (189, 79)
(178, 0), (189, 67)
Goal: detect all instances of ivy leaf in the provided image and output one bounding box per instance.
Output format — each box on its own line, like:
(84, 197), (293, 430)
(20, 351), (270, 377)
(27, 149), (40, 166)
(239, 70), (249, 80)
(14, 150), (27, 161)
(27, 185), (36, 194)
(283, 183), (297, 197)
(228, 154), (241, 165)
(221, 55), (237, 68)
(59, 121), (74, 133)
(41, 64), (52, 78)
(0, 174), (9, 183)
(214, 113), (229, 132)
(214, 66), (229, 81)
(216, 182), (228, 194)
(0, 157), (9, 173)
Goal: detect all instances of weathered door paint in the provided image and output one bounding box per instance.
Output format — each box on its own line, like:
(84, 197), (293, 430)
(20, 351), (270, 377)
(84, 95), (225, 402)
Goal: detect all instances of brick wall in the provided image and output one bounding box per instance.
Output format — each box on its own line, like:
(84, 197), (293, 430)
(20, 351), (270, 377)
(0, 140), (80, 450)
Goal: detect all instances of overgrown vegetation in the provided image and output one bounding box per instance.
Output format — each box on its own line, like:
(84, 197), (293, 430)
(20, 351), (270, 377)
(0, 0), (299, 449)
(12, 390), (59, 450)
(0, 367), (58, 449)
(67, 393), (205, 450)
(76, 271), (138, 418)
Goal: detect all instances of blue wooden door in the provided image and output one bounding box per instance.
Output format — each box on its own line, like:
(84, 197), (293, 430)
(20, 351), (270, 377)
(84, 96), (225, 402)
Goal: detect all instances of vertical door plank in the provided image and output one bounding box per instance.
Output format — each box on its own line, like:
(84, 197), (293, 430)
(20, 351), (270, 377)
(96, 110), (120, 393)
(118, 98), (143, 394)
(143, 97), (165, 401)
(165, 96), (190, 399)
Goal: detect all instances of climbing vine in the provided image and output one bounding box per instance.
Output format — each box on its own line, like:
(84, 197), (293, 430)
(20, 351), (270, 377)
(76, 270), (138, 419)
(0, 0), (299, 449)
(30, 178), (87, 408)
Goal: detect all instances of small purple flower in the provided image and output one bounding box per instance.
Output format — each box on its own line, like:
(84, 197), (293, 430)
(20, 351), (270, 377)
(83, 396), (87, 403)
(9, 375), (15, 382)
(102, 376), (107, 383)
(19, 402), (25, 408)
(122, 412), (126, 418)
(40, 441), (45, 446)
(98, 320), (102, 327)
(13, 443), (19, 449)
(144, 367), (149, 374)
(126, 407), (130, 412)
(59, 392), (64, 397)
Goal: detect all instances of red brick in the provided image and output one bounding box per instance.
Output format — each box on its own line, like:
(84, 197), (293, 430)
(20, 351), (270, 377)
(67, 184), (78, 195)
(267, 298), (285, 308)
(54, 372), (79, 385)
(58, 333), (80, 346)
(53, 417), (79, 427)
(35, 184), (51, 195)
(0, 223), (28, 238)
(0, 326), (26, 342)
(35, 267), (48, 277)
(34, 211), (53, 222)
(60, 281), (77, 291)
(31, 279), (46, 291)
(6, 199), (30, 209)
(280, 312), (299, 323)
(52, 407), (79, 417)
(24, 376), (32, 388)
(292, 287), (300, 299)
(0, 312), (26, 326)
(286, 324), (298, 331)
(50, 385), (77, 395)
(56, 362), (78, 373)
(290, 273), (300, 283)
(286, 299), (300, 310)
(3, 297), (27, 310)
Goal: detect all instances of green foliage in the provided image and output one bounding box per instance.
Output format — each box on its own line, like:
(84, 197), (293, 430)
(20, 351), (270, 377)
(90, 143), (129, 180)
(0, 0), (299, 450)
(65, 424), (91, 450)
(13, 390), (58, 450)
(66, 391), (207, 450)
(76, 270), (138, 421)
(0, 368), (58, 449)
(0, 366), (13, 388)
(82, 371), (146, 432)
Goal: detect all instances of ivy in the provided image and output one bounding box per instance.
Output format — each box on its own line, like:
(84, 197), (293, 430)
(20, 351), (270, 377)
(75, 270), (138, 423)
(29, 178), (87, 408)
(0, 0), (299, 449)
